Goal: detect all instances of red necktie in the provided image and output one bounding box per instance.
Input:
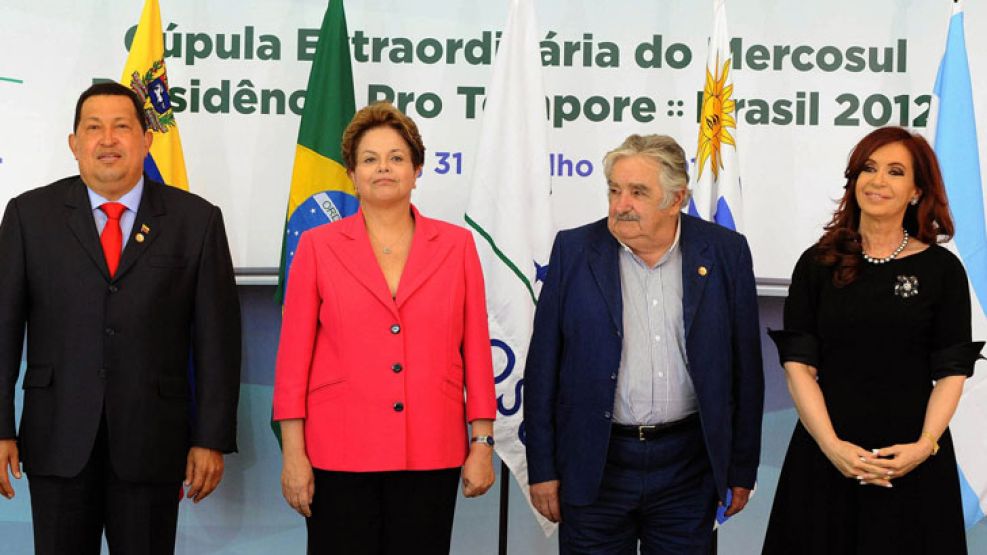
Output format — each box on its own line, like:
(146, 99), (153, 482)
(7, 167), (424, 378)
(99, 202), (126, 277)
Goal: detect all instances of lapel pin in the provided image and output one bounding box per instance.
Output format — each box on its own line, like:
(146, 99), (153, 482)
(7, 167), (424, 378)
(698, 266), (708, 277)
(135, 233), (145, 243)
(140, 224), (150, 234)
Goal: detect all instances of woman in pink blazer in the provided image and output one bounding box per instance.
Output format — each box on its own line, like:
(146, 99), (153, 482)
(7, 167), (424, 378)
(273, 102), (497, 554)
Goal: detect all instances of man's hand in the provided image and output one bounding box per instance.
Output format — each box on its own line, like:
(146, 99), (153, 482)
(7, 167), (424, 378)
(530, 480), (562, 523)
(721, 486), (751, 517)
(0, 439), (21, 499)
(184, 447), (224, 503)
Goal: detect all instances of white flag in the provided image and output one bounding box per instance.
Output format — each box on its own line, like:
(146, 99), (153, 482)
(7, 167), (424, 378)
(464, 0), (556, 535)
(689, 0), (743, 232)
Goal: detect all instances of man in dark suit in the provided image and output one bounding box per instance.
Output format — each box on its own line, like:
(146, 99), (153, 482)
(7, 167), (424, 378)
(0, 82), (241, 554)
(524, 134), (763, 554)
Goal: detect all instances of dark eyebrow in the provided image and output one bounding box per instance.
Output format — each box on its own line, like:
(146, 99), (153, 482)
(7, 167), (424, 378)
(863, 158), (907, 169)
(360, 148), (406, 155)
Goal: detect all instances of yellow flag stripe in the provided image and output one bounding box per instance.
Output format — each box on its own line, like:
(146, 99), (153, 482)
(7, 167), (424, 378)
(287, 144), (354, 218)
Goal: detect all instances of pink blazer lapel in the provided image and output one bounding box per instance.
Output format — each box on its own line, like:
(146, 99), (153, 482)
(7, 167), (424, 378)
(329, 208), (399, 316)
(395, 206), (454, 308)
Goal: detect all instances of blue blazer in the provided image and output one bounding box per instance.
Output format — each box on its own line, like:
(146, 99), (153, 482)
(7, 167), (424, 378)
(524, 215), (764, 506)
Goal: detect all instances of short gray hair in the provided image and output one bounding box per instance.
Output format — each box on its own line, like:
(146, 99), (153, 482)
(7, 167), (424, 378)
(603, 134), (692, 209)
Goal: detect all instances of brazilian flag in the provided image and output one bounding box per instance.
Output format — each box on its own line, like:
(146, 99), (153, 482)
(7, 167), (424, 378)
(277, 0), (358, 301)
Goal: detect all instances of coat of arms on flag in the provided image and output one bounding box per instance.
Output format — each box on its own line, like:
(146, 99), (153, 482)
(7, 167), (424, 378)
(120, 0), (188, 189)
(126, 59), (177, 133)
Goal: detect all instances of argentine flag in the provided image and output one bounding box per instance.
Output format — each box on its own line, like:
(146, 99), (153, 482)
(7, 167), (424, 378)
(689, 0), (743, 232)
(931, 0), (987, 529)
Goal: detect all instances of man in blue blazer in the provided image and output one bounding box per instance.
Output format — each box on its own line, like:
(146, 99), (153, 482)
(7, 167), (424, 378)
(525, 134), (763, 554)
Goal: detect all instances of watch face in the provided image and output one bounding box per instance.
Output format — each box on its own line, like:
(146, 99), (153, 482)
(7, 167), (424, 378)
(484, 436), (495, 446)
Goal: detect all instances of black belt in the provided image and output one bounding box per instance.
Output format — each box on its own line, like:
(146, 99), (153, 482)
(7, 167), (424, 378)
(611, 413), (700, 441)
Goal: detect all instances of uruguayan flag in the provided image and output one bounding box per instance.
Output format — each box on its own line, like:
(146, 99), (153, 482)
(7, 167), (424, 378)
(931, 0), (987, 529)
(689, 0), (743, 232)
(689, 0), (748, 526)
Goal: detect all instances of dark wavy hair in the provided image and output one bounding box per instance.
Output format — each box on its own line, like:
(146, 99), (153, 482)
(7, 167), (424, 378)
(816, 126), (954, 287)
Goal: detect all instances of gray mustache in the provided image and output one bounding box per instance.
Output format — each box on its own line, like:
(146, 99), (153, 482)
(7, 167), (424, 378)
(614, 213), (640, 222)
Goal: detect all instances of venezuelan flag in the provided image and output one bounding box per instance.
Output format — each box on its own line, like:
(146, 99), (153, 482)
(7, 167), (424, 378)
(277, 0), (358, 300)
(120, 0), (188, 190)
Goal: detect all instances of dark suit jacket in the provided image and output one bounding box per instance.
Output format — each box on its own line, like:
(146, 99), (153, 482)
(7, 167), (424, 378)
(0, 176), (241, 483)
(524, 215), (763, 506)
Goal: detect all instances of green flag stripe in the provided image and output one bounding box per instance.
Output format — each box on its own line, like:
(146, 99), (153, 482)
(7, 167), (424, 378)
(465, 214), (537, 305)
(275, 228), (289, 300)
(296, 0), (355, 164)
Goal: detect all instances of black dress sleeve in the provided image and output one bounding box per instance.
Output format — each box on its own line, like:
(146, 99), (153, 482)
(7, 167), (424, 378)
(929, 249), (984, 379)
(769, 247), (823, 368)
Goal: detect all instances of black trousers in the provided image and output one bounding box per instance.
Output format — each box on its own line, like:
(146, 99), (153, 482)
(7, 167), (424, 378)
(307, 467), (461, 555)
(27, 417), (182, 555)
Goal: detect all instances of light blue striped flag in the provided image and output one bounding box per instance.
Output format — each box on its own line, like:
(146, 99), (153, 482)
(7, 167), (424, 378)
(932, 0), (987, 529)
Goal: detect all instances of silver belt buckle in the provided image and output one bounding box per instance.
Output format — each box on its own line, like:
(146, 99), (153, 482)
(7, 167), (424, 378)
(638, 425), (656, 441)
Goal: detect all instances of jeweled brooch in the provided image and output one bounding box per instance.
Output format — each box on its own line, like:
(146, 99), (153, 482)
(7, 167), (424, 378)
(894, 275), (919, 299)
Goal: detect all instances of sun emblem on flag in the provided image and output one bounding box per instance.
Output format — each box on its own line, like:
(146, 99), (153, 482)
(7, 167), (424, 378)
(128, 59), (177, 134)
(696, 55), (736, 180)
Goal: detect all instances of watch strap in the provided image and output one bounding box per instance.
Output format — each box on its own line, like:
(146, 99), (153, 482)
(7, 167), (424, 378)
(471, 435), (495, 446)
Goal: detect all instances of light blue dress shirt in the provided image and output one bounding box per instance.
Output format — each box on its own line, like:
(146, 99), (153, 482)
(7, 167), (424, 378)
(86, 177), (144, 250)
(612, 216), (698, 425)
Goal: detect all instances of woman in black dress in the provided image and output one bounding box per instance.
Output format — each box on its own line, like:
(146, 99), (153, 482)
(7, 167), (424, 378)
(763, 126), (983, 554)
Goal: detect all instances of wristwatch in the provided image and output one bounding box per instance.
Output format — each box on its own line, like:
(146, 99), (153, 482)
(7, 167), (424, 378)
(471, 435), (495, 447)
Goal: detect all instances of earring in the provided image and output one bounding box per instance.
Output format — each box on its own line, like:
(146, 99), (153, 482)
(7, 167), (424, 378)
(910, 196), (920, 206)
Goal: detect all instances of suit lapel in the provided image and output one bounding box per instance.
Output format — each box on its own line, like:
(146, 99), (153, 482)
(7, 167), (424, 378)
(64, 178), (111, 280)
(680, 216), (712, 338)
(113, 179), (165, 282)
(395, 208), (453, 309)
(587, 222), (623, 335)
(330, 209), (400, 317)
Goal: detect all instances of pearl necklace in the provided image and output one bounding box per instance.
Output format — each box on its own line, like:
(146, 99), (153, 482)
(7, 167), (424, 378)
(861, 229), (909, 265)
